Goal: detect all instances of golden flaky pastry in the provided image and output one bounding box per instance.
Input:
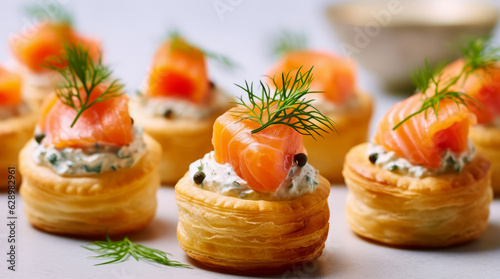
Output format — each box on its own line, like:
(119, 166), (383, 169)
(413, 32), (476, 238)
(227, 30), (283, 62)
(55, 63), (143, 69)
(175, 173), (330, 273)
(343, 143), (492, 248)
(130, 102), (231, 185)
(0, 110), (37, 188)
(470, 125), (500, 194)
(19, 134), (161, 237)
(303, 91), (372, 184)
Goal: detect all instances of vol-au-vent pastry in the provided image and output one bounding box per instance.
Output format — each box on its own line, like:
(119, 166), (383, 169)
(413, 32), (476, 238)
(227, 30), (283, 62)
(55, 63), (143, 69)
(0, 66), (37, 188)
(175, 68), (332, 272)
(268, 49), (372, 183)
(130, 33), (234, 185)
(9, 10), (100, 109)
(438, 42), (500, 194)
(19, 46), (161, 236)
(343, 63), (493, 247)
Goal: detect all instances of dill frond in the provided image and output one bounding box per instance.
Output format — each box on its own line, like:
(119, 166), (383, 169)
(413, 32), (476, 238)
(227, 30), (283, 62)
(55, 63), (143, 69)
(232, 66), (336, 139)
(44, 44), (124, 127)
(271, 30), (308, 58)
(83, 233), (191, 268)
(393, 38), (492, 130)
(168, 30), (238, 70)
(25, 4), (73, 25)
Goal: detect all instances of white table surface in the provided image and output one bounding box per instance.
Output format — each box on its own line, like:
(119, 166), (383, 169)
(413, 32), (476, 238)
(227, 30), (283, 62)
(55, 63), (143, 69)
(1, 0), (500, 278)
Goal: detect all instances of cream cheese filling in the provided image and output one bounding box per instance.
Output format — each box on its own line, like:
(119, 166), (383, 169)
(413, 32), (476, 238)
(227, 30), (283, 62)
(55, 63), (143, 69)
(33, 127), (146, 176)
(0, 102), (31, 120)
(188, 151), (320, 201)
(310, 92), (360, 114)
(135, 85), (232, 120)
(366, 141), (476, 177)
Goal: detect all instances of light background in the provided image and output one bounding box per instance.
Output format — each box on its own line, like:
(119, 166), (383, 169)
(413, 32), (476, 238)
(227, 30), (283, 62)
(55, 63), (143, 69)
(1, 0), (500, 278)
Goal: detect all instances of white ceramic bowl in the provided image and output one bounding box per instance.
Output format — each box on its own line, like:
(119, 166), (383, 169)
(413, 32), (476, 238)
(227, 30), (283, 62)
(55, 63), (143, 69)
(327, 0), (499, 92)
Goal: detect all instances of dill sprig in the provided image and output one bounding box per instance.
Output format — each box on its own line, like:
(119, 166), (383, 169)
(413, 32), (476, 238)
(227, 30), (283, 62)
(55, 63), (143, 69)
(271, 30), (308, 58)
(392, 38), (495, 130)
(25, 4), (73, 26)
(411, 59), (443, 95)
(460, 37), (500, 73)
(83, 234), (191, 268)
(233, 67), (336, 138)
(45, 44), (124, 128)
(169, 30), (238, 70)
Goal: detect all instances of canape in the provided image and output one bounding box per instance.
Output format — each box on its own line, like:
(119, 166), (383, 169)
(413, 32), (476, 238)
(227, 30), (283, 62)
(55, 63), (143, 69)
(175, 68), (332, 272)
(268, 50), (372, 183)
(0, 66), (37, 188)
(343, 60), (492, 247)
(19, 46), (161, 236)
(130, 34), (233, 185)
(9, 14), (100, 109)
(438, 43), (500, 194)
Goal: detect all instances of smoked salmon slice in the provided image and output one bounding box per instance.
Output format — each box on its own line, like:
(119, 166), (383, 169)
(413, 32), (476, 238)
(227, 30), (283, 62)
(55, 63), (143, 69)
(40, 86), (133, 148)
(10, 22), (101, 72)
(268, 50), (356, 105)
(0, 66), (22, 106)
(441, 59), (500, 124)
(373, 94), (475, 169)
(148, 37), (209, 104)
(212, 107), (305, 192)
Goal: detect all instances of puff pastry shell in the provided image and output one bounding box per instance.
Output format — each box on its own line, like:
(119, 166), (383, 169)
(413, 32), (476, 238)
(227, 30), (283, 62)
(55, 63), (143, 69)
(130, 102), (231, 185)
(343, 143), (492, 248)
(303, 90), (372, 184)
(469, 125), (500, 194)
(0, 110), (37, 188)
(19, 134), (161, 236)
(175, 173), (330, 272)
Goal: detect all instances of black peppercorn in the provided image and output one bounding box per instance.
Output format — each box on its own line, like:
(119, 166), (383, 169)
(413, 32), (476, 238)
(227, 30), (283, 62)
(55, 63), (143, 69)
(34, 133), (45, 144)
(193, 171), (206, 184)
(130, 117), (134, 125)
(368, 153), (378, 164)
(294, 153), (308, 167)
(209, 80), (215, 90)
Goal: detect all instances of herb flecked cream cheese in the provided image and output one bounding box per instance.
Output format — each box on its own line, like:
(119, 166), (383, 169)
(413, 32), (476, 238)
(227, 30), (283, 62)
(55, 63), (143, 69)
(188, 151), (320, 201)
(137, 86), (232, 120)
(311, 93), (360, 114)
(367, 141), (476, 177)
(0, 102), (30, 120)
(33, 127), (146, 175)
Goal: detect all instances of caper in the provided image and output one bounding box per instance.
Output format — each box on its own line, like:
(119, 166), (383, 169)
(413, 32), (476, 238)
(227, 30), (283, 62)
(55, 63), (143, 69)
(34, 133), (45, 144)
(368, 153), (378, 164)
(389, 165), (398, 171)
(163, 109), (173, 119)
(193, 171), (206, 184)
(294, 153), (308, 167)
(48, 153), (57, 165)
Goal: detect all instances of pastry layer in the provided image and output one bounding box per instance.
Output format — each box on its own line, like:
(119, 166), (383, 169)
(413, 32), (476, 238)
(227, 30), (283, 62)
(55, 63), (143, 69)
(303, 90), (372, 184)
(130, 101), (231, 185)
(343, 143), (492, 247)
(0, 110), (37, 188)
(19, 133), (161, 236)
(175, 173), (330, 272)
(470, 125), (500, 194)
